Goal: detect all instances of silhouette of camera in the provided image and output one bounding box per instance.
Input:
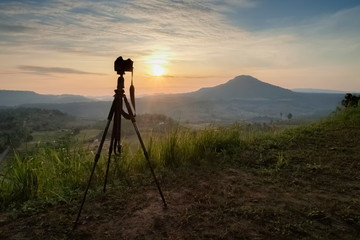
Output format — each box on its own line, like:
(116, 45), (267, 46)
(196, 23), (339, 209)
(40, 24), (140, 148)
(114, 56), (133, 74)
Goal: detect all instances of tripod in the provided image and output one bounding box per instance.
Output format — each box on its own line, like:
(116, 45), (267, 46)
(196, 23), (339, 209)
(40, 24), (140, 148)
(74, 71), (167, 227)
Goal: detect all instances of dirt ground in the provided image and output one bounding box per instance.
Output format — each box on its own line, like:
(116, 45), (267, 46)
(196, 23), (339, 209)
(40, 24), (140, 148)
(1, 163), (359, 240)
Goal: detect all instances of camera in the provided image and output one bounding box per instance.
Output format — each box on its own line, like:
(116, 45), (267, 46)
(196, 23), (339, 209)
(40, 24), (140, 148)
(114, 56), (133, 74)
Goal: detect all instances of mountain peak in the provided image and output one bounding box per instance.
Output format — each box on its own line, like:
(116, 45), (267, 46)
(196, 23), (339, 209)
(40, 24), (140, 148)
(226, 75), (264, 86)
(233, 75), (260, 81)
(231, 74), (276, 84)
(194, 75), (294, 100)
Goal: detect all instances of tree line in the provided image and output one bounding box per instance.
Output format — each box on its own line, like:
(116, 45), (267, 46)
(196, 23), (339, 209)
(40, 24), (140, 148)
(0, 108), (74, 152)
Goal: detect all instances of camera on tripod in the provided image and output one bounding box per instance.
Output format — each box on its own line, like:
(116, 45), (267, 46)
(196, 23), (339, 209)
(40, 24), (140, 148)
(114, 56), (133, 74)
(75, 56), (167, 227)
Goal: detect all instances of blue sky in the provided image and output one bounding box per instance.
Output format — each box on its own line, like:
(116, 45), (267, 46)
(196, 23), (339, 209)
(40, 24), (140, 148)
(0, 0), (359, 96)
(227, 0), (359, 32)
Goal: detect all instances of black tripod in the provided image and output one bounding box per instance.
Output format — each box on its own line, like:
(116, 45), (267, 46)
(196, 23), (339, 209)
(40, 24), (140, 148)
(74, 61), (167, 227)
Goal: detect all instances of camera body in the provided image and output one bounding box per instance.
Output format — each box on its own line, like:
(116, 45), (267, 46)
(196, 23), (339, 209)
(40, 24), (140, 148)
(114, 56), (133, 74)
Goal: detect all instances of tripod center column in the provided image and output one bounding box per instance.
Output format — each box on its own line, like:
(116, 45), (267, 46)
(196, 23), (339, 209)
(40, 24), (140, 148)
(117, 75), (125, 89)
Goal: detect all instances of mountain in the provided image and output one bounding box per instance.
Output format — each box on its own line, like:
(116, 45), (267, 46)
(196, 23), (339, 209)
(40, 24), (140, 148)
(6, 75), (345, 123)
(189, 75), (294, 100)
(135, 75), (344, 122)
(0, 90), (94, 107)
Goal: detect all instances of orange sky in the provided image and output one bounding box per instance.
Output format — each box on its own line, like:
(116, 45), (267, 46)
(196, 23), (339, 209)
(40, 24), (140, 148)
(1, 1), (360, 96)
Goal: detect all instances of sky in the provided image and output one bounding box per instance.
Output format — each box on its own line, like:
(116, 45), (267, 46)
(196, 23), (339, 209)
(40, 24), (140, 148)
(0, 0), (359, 96)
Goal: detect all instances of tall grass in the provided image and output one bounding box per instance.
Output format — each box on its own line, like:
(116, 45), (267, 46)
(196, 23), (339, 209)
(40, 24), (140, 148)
(0, 124), (259, 209)
(327, 106), (360, 125)
(0, 130), (137, 209)
(1, 144), (90, 208)
(148, 124), (269, 168)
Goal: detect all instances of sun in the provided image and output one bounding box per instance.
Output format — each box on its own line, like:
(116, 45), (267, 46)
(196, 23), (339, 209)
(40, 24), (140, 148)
(151, 64), (165, 76)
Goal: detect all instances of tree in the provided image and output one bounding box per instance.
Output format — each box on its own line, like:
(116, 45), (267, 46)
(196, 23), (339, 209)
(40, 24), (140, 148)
(287, 113), (293, 120)
(342, 93), (360, 108)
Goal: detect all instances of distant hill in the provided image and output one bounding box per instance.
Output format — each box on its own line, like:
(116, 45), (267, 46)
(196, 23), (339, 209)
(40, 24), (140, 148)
(10, 75), (345, 123)
(0, 90), (94, 107)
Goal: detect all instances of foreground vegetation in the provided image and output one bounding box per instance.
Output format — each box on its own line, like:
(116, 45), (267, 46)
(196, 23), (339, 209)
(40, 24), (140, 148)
(0, 106), (359, 239)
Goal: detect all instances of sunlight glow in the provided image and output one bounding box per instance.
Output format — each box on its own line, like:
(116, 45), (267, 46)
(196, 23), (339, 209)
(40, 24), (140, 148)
(151, 64), (165, 76)
(146, 52), (170, 77)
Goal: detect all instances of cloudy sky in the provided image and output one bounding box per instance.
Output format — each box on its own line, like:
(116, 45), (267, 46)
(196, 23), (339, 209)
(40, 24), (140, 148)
(1, 0), (359, 96)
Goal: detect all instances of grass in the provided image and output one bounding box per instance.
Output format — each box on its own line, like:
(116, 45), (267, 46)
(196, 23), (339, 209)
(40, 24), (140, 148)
(0, 107), (359, 239)
(1, 140), (93, 209)
(0, 121), (280, 210)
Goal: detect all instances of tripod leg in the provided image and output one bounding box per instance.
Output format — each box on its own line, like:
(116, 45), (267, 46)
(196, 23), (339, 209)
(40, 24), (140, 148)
(103, 134), (114, 193)
(74, 101), (115, 228)
(103, 93), (122, 192)
(123, 96), (167, 207)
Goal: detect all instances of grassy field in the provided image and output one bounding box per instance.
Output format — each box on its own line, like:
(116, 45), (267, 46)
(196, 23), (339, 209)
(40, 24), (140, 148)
(0, 107), (359, 239)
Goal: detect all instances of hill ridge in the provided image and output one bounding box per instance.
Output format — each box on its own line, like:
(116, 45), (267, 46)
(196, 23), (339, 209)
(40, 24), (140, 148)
(0, 90), (94, 107)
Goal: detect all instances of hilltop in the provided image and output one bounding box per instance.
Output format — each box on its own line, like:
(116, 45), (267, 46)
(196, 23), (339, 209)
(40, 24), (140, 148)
(0, 107), (359, 239)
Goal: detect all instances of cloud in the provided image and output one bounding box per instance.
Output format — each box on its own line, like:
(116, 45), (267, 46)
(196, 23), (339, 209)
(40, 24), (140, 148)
(0, 0), (252, 59)
(1, 0), (360, 93)
(148, 74), (220, 79)
(18, 65), (105, 75)
(210, 0), (258, 11)
(263, 6), (360, 67)
(0, 24), (35, 33)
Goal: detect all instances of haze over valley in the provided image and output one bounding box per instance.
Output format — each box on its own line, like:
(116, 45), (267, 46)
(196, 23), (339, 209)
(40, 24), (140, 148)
(1, 75), (345, 123)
